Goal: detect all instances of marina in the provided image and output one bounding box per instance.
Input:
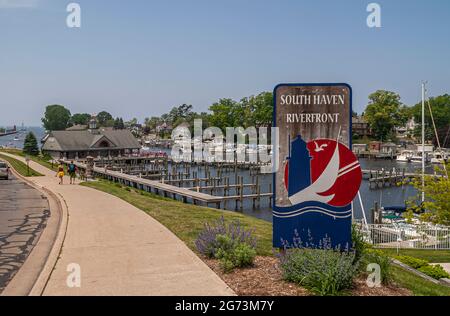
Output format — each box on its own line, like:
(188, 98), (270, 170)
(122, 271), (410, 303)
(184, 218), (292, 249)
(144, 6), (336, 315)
(48, 144), (441, 224)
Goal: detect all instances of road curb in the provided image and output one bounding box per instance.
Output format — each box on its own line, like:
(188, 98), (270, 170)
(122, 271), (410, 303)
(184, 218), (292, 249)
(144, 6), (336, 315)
(1, 163), (69, 296)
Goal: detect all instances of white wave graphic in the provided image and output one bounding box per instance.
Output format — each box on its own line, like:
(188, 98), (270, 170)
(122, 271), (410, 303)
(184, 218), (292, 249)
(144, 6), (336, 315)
(273, 205), (352, 217)
(273, 208), (352, 219)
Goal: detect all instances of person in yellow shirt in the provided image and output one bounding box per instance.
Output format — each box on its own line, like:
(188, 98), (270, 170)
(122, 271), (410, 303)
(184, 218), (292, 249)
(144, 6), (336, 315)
(56, 163), (65, 185)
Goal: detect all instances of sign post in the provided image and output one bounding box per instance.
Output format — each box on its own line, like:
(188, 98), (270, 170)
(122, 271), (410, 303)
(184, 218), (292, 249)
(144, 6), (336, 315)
(273, 83), (362, 249)
(25, 156), (30, 176)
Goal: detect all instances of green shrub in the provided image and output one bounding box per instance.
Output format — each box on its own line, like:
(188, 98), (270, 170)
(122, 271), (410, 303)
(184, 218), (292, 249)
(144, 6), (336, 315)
(395, 255), (450, 280)
(351, 224), (368, 264)
(418, 265), (450, 280)
(396, 255), (429, 269)
(280, 248), (357, 296)
(215, 234), (256, 272)
(362, 249), (392, 285)
(195, 216), (257, 259)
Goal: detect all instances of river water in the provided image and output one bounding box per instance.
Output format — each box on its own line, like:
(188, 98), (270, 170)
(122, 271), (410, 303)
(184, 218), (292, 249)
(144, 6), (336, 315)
(0, 128), (433, 224)
(0, 127), (46, 149)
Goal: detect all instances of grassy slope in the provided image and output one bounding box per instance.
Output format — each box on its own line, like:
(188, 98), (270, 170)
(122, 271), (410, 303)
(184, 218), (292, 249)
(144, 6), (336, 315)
(381, 249), (450, 263)
(0, 153), (43, 177)
(0, 148), (58, 172)
(391, 265), (450, 296)
(81, 179), (273, 256)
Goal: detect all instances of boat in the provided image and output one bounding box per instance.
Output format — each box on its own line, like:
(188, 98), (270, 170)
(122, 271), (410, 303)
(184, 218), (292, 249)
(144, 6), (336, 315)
(430, 151), (448, 164)
(13, 136), (20, 141)
(410, 151), (430, 163)
(396, 150), (414, 162)
(381, 206), (407, 223)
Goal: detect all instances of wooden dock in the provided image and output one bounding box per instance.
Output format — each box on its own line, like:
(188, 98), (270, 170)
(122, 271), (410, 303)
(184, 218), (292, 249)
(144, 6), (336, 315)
(66, 160), (272, 211)
(362, 168), (442, 189)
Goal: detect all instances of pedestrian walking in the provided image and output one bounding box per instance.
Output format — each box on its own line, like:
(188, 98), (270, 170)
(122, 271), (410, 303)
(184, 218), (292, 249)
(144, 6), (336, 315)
(68, 161), (77, 184)
(56, 163), (65, 185)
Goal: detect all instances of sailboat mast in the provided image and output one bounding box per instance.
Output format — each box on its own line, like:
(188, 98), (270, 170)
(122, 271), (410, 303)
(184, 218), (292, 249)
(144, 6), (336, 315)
(421, 82), (426, 202)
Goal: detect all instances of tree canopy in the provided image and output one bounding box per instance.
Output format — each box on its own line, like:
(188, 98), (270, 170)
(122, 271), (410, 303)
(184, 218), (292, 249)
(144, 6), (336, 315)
(364, 90), (408, 141)
(410, 94), (450, 147)
(70, 113), (91, 126)
(208, 92), (273, 132)
(113, 117), (125, 130)
(406, 163), (450, 226)
(97, 111), (114, 127)
(42, 104), (71, 131)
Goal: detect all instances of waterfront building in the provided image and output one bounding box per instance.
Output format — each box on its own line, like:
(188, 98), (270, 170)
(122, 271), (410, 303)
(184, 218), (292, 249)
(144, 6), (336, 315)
(368, 141), (381, 152)
(352, 116), (371, 137)
(396, 117), (417, 139)
(352, 143), (368, 155)
(380, 142), (397, 155)
(41, 116), (140, 160)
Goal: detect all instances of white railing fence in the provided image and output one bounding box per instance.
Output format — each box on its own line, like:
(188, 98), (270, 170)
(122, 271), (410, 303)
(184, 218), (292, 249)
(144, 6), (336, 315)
(355, 222), (450, 250)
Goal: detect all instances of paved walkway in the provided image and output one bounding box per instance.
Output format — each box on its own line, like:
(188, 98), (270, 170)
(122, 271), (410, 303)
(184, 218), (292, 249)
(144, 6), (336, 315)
(0, 174), (49, 293)
(3, 154), (234, 296)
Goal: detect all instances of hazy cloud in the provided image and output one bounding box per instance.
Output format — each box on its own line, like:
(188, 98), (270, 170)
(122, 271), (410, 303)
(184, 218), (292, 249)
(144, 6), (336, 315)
(0, 0), (39, 9)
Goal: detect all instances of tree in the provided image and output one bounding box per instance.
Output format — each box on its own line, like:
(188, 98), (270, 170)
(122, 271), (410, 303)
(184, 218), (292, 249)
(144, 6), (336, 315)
(241, 92), (273, 128)
(144, 116), (162, 132)
(97, 111), (113, 127)
(406, 163), (450, 225)
(23, 132), (39, 156)
(209, 98), (240, 132)
(42, 104), (71, 131)
(168, 104), (194, 127)
(70, 113), (91, 125)
(125, 118), (138, 128)
(410, 94), (450, 147)
(113, 117), (125, 130)
(364, 90), (406, 141)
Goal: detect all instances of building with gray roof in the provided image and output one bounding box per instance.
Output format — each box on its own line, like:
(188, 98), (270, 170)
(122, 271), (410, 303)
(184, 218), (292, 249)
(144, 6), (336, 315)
(42, 117), (140, 160)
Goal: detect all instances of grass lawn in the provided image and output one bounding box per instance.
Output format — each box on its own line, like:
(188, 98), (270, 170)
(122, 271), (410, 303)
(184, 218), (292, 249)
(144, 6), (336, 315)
(381, 249), (450, 263)
(0, 153), (43, 177)
(391, 265), (450, 296)
(81, 179), (273, 256)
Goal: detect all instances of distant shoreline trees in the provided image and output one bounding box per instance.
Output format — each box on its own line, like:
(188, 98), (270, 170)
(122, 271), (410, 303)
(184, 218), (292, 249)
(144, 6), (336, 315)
(40, 90), (448, 147)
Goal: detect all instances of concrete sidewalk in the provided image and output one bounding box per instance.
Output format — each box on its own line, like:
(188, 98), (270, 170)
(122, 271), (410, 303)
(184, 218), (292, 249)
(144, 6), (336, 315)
(3, 154), (234, 296)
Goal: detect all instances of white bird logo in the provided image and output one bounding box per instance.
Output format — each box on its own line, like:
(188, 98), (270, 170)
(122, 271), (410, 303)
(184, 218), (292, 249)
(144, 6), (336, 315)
(314, 141), (328, 152)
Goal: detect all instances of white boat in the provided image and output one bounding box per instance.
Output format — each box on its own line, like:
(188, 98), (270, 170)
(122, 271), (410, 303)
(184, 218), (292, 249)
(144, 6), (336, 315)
(396, 150), (414, 162)
(410, 151), (430, 163)
(430, 151), (448, 164)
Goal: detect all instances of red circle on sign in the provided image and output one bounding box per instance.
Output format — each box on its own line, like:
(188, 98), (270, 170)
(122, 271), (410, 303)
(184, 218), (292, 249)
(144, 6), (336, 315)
(284, 139), (362, 207)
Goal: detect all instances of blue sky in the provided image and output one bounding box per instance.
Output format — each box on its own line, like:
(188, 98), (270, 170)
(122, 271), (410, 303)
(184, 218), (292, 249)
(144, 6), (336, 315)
(1, 0), (449, 126)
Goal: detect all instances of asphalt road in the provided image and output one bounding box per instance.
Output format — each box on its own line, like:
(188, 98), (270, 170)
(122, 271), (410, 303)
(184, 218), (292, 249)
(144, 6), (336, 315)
(0, 173), (50, 293)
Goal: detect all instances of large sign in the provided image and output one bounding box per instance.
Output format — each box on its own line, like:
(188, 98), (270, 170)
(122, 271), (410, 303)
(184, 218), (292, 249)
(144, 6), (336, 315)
(273, 83), (362, 249)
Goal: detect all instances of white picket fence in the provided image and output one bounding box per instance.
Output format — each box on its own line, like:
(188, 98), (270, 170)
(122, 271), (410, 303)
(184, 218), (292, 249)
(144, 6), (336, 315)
(356, 222), (450, 250)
